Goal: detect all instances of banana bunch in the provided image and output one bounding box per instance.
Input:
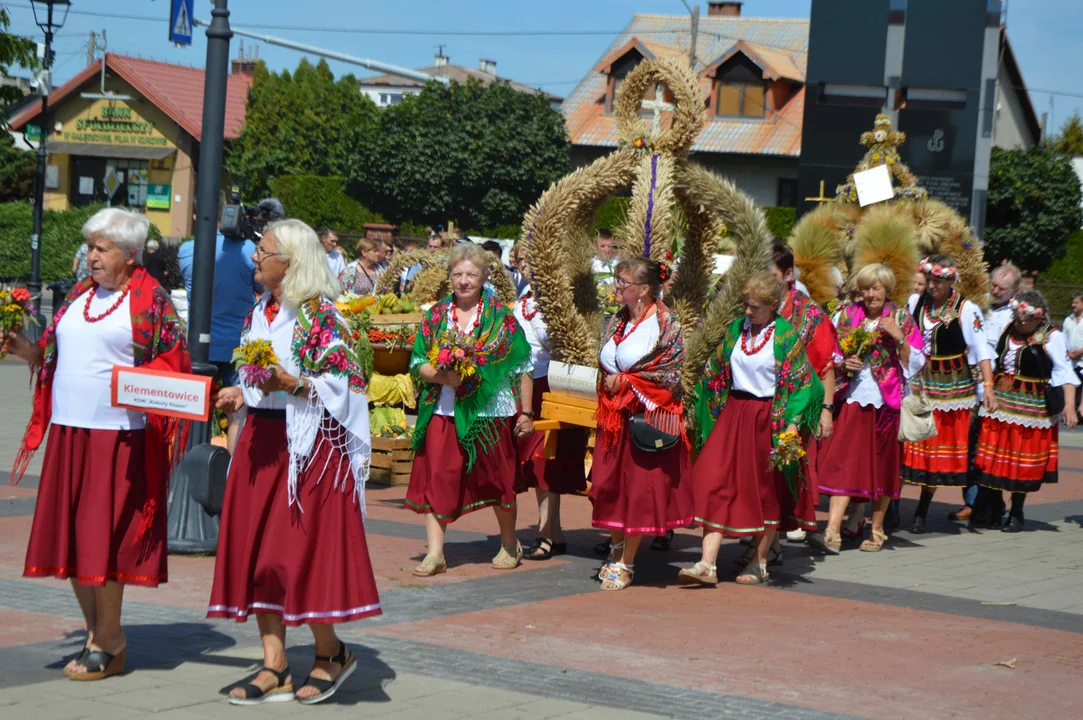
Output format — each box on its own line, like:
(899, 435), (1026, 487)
(365, 293), (418, 316)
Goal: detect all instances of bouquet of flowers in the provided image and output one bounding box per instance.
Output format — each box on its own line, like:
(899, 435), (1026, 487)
(768, 430), (806, 473)
(427, 330), (485, 379)
(838, 325), (877, 360)
(0, 287), (37, 359)
(231, 338), (279, 387)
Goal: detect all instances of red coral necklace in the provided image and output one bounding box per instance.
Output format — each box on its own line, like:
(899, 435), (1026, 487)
(741, 323), (774, 355)
(520, 292), (538, 321)
(614, 302), (655, 346)
(83, 283), (130, 323)
(264, 297), (280, 325)
(452, 295), (484, 332)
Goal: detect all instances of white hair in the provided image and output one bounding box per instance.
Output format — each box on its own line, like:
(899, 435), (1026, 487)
(82, 207), (150, 264)
(268, 218), (341, 307)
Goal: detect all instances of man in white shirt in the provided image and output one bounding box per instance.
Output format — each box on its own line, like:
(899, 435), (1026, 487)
(591, 228), (618, 285)
(1064, 291), (1083, 388)
(984, 263), (1021, 354)
(320, 227), (346, 279)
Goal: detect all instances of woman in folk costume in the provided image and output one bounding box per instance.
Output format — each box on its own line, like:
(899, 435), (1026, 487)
(807, 264), (924, 554)
(592, 257), (693, 592)
(972, 291), (1079, 531)
(679, 272), (823, 586)
(208, 219), (379, 706)
(6, 208), (190, 681)
(513, 273), (588, 561)
(770, 243), (837, 547)
(903, 254), (996, 534)
(339, 237), (385, 296)
(406, 242), (534, 575)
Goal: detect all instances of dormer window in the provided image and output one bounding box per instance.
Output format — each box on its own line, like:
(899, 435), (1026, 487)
(718, 82), (766, 118)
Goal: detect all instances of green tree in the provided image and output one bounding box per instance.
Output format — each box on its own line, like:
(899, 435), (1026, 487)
(228, 59), (379, 199)
(0, 8), (36, 119)
(346, 78), (570, 230)
(1055, 112), (1083, 156)
(985, 145), (1083, 272)
(0, 133), (35, 202)
(270, 175), (383, 235)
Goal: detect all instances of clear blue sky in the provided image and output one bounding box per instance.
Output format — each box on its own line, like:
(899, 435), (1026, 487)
(5, 0), (1082, 131)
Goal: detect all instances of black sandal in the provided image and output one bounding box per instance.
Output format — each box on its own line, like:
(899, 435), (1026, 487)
(650, 529), (675, 551)
(228, 665), (294, 705)
(297, 641), (356, 705)
(524, 537), (567, 561)
(64, 647), (126, 682)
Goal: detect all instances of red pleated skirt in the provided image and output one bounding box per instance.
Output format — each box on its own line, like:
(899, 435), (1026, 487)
(405, 415), (518, 521)
(207, 414), (381, 626)
(516, 377), (588, 495)
(813, 402), (902, 501)
(901, 406), (972, 487)
(588, 419), (693, 536)
(692, 395), (817, 536)
(24, 424), (167, 587)
(975, 418), (1058, 493)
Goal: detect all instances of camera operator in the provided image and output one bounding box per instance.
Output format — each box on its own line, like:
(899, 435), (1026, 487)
(178, 198), (284, 453)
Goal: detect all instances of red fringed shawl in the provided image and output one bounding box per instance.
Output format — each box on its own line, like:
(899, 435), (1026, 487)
(781, 288), (838, 377)
(595, 303), (686, 450)
(12, 267), (191, 542)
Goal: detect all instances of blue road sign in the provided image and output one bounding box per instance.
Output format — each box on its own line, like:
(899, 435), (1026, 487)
(169, 0), (194, 46)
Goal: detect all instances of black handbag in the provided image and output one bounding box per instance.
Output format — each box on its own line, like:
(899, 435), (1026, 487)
(629, 413), (680, 453)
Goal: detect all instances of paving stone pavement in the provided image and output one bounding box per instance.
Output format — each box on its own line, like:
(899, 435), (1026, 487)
(3, 362), (1083, 718)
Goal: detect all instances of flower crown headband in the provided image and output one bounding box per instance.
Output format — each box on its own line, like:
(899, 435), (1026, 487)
(1010, 298), (1044, 319)
(918, 257), (958, 280)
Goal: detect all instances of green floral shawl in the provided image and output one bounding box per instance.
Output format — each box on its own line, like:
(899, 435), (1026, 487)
(692, 316), (824, 491)
(410, 293), (532, 471)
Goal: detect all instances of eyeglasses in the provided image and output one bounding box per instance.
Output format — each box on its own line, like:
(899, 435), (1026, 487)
(255, 247), (286, 260)
(614, 281), (646, 292)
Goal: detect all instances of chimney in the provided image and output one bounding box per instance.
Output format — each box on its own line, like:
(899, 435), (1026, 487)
(434, 51), (449, 67)
(479, 58), (497, 75)
(231, 39), (259, 76)
(707, 2), (743, 16)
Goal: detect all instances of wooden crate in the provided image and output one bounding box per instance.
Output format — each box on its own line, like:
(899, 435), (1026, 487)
(369, 435), (414, 486)
(540, 391), (598, 429)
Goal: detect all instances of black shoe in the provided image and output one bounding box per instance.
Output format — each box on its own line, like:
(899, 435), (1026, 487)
(909, 516), (927, 534)
(885, 501), (901, 532)
(1002, 516), (1024, 533)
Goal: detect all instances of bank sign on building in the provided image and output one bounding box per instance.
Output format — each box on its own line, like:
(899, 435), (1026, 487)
(9, 52), (252, 239)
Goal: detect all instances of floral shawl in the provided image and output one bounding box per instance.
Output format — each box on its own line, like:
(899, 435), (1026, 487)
(693, 315), (824, 494)
(13, 267), (190, 542)
(596, 303), (685, 449)
(410, 293), (532, 472)
(835, 302), (923, 411)
(239, 295), (370, 510)
(781, 288), (837, 376)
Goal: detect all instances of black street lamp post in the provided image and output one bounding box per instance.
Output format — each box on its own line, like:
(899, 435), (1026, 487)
(27, 0), (71, 330)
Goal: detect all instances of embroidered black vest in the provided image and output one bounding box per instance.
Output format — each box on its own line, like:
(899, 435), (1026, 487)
(914, 292), (966, 357)
(995, 326), (1053, 381)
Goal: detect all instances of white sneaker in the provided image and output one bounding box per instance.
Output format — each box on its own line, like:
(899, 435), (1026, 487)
(785, 529), (807, 543)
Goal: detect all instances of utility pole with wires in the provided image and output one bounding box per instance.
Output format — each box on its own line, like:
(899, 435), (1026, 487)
(86, 29), (105, 67)
(680, 1), (700, 71)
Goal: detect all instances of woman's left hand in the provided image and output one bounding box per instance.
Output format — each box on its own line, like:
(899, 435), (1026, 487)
(983, 387), (998, 413)
(1063, 405), (1079, 428)
(514, 414), (535, 438)
(259, 364), (299, 395)
(818, 409), (833, 440)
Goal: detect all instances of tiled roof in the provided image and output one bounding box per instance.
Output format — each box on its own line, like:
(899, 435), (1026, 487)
(8, 53), (251, 142)
(359, 64), (562, 102)
(563, 13), (809, 157)
(706, 40), (805, 82)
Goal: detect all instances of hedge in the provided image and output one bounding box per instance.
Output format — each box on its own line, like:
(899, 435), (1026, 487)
(1035, 229), (1083, 322)
(764, 206), (797, 241)
(0, 202), (161, 285)
(270, 175), (384, 236)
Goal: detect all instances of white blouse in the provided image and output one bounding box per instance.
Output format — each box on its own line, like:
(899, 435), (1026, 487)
(830, 312), (926, 409)
(513, 289), (550, 380)
(985, 303), (1013, 356)
(427, 304), (533, 418)
(908, 293), (992, 365)
(51, 289), (146, 431)
(600, 314), (660, 374)
(1000, 330), (1080, 387)
(238, 300), (301, 412)
(730, 320), (776, 399)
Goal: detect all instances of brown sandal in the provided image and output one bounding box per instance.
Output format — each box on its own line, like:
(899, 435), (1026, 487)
(808, 530), (842, 555)
(735, 563), (769, 585)
(64, 648), (126, 681)
(859, 529), (888, 552)
(677, 561), (718, 586)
